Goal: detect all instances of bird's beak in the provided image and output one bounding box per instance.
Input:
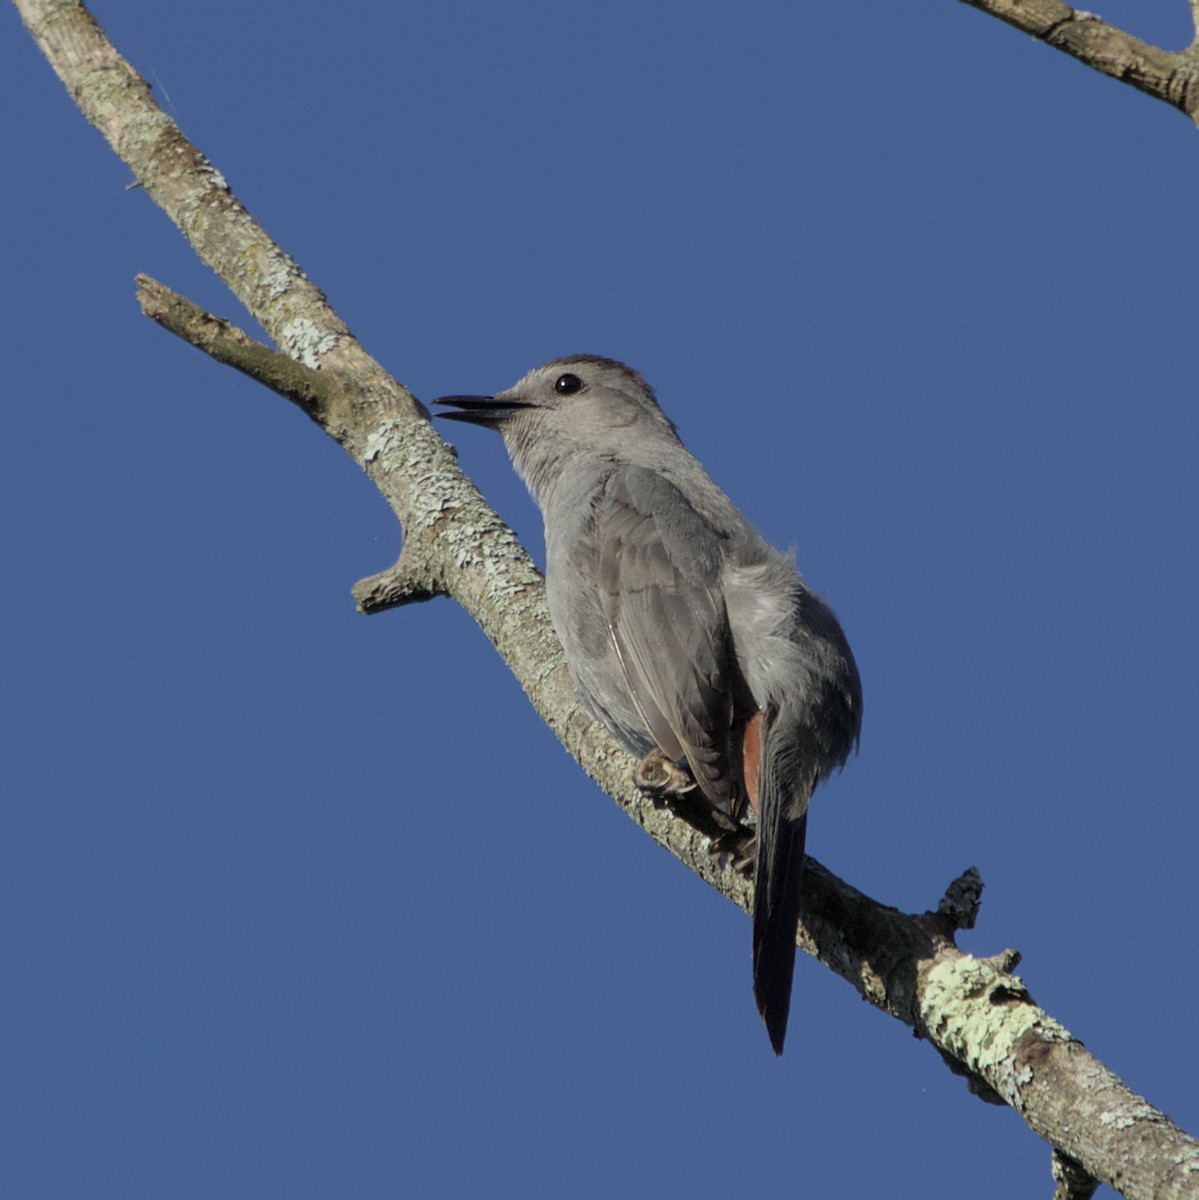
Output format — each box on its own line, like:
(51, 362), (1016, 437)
(433, 394), (534, 429)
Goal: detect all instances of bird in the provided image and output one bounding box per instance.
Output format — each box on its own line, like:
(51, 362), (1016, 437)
(436, 355), (861, 1053)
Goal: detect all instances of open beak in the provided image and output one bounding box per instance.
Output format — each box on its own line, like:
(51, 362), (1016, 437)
(433, 394), (534, 429)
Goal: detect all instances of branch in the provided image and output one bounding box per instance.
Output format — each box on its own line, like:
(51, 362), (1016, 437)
(957, 0), (1199, 124)
(1053, 1151), (1100, 1200)
(16, 3), (1199, 1195)
(136, 275), (346, 424)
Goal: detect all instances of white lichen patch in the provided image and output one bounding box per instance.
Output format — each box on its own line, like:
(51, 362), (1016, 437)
(263, 255), (303, 300)
(362, 428), (391, 464)
(280, 317), (338, 367)
(922, 954), (1073, 1106)
(1098, 1097), (1162, 1130)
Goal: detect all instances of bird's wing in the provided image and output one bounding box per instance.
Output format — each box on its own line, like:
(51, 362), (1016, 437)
(592, 466), (745, 816)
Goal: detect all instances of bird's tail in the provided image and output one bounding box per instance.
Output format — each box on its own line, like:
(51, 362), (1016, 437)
(752, 713), (814, 1056)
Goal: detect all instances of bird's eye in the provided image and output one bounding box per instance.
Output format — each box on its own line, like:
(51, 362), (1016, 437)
(554, 373), (584, 396)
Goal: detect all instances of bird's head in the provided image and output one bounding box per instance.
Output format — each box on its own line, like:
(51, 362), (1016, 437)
(436, 355), (681, 503)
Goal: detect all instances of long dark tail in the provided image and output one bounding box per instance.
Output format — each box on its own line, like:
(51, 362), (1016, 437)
(752, 714), (814, 1056)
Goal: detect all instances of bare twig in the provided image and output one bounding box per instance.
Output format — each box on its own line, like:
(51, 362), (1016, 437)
(136, 275), (345, 425)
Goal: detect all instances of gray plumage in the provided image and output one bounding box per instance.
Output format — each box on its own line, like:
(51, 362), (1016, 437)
(436, 355), (861, 1054)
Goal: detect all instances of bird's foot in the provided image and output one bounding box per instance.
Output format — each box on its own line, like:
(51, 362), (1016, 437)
(633, 749), (697, 801)
(633, 750), (749, 855)
(712, 828), (756, 876)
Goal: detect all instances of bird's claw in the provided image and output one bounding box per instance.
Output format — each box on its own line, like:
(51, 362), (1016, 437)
(633, 749), (697, 801)
(712, 828), (756, 876)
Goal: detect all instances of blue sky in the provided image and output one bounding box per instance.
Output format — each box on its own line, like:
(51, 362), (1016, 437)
(3, 2), (1196, 1196)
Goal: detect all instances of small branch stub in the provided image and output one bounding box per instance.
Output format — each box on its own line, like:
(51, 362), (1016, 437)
(353, 551), (446, 612)
(1053, 1150), (1100, 1200)
(938, 865), (984, 931)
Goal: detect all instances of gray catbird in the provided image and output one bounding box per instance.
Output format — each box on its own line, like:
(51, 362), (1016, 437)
(437, 355), (861, 1054)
